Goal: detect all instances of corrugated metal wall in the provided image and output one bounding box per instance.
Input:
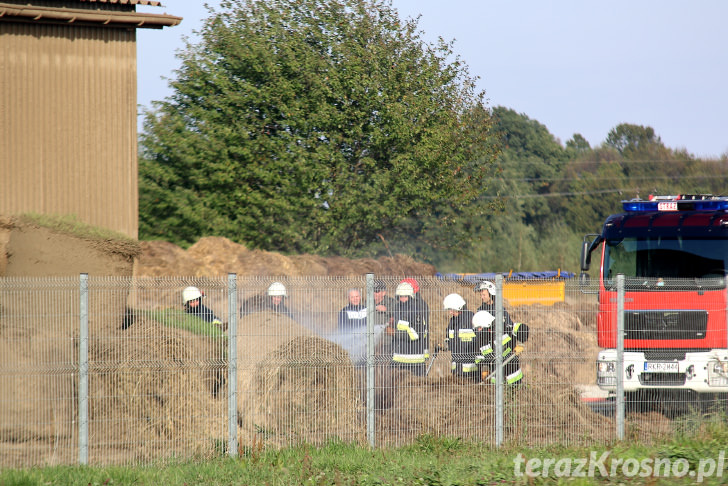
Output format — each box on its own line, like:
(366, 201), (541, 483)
(1, 23), (138, 239)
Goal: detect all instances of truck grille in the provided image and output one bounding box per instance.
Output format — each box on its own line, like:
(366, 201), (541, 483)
(624, 310), (708, 340)
(638, 372), (686, 386)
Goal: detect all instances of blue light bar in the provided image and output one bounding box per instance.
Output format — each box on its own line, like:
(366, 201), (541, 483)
(623, 196), (728, 212)
(692, 200), (728, 211)
(623, 201), (659, 212)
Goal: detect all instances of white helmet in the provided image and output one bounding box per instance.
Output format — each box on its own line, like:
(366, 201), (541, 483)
(475, 280), (496, 296)
(267, 282), (287, 297)
(395, 281), (415, 297)
(472, 310), (495, 329)
(443, 293), (466, 311)
(182, 286), (202, 304)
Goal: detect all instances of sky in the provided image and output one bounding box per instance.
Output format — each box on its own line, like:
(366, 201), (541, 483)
(137, 1), (728, 159)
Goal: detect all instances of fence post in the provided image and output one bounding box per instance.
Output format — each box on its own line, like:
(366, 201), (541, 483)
(79, 273), (89, 465)
(365, 273), (375, 448)
(616, 274), (625, 440)
(227, 274), (238, 457)
(495, 274), (504, 447)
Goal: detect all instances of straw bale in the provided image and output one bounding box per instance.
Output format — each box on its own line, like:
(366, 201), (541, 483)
(236, 313), (318, 444)
(87, 316), (225, 461)
(248, 336), (361, 447)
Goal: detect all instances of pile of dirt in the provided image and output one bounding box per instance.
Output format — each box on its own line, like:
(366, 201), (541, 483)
(134, 237), (437, 277)
(0, 216), (141, 464)
(0, 215), (139, 277)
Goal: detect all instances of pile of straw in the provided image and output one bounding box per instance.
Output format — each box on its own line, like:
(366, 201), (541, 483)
(245, 336), (361, 447)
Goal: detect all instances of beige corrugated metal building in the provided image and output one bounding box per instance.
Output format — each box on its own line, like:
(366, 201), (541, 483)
(0, 0), (181, 239)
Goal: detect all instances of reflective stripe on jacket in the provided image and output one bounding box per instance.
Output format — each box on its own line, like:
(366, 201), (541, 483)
(451, 361), (479, 374)
(393, 351), (429, 364)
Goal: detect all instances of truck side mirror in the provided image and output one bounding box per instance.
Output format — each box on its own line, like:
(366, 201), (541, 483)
(581, 234), (602, 272)
(580, 234), (601, 294)
(580, 239), (591, 272)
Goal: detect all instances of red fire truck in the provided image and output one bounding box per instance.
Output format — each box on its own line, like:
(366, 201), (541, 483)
(580, 194), (728, 409)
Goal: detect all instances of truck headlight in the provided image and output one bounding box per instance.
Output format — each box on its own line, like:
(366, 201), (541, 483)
(597, 360), (616, 386)
(597, 361), (616, 374)
(707, 360), (728, 386)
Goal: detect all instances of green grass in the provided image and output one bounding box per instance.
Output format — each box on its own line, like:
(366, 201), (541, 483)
(142, 308), (227, 338)
(19, 212), (137, 244)
(3, 430), (728, 485)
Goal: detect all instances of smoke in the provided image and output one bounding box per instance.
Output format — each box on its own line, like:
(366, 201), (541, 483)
(324, 325), (387, 366)
(282, 310), (388, 366)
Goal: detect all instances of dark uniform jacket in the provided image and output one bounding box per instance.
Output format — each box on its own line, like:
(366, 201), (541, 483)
(373, 295), (397, 327)
(184, 300), (221, 324)
(477, 302), (530, 344)
(444, 309), (480, 378)
(338, 303), (367, 331)
(475, 302), (528, 385)
(390, 297), (429, 366)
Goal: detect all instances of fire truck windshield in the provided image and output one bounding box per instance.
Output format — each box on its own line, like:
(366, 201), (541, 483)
(603, 236), (727, 290)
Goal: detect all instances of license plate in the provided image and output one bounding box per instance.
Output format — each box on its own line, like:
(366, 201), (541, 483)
(644, 362), (679, 372)
(658, 202), (678, 211)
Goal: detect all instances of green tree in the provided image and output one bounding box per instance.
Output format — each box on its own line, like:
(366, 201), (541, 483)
(139, 0), (497, 255)
(479, 108), (569, 240)
(491, 108), (569, 227)
(605, 123), (663, 157)
(566, 133), (590, 153)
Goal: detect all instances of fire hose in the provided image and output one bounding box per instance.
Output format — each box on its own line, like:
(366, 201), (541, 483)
(425, 344), (444, 376)
(482, 344), (525, 382)
(426, 344), (524, 379)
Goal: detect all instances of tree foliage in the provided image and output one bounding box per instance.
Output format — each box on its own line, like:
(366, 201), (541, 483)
(480, 108), (570, 238)
(139, 0), (498, 255)
(605, 123), (662, 156)
(434, 112), (728, 274)
(137, 0), (728, 273)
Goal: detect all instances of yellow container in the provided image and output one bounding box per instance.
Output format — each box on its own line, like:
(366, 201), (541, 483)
(503, 280), (565, 307)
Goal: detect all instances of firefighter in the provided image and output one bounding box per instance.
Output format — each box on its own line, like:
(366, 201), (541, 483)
(388, 281), (429, 376)
(442, 293), (480, 380)
(241, 282), (295, 319)
(265, 282), (294, 318)
(474, 280), (530, 348)
(400, 278), (430, 331)
(182, 286), (223, 326)
(473, 310), (524, 386)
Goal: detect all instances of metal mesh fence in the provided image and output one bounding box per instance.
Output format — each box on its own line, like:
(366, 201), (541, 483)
(1, 274), (724, 467)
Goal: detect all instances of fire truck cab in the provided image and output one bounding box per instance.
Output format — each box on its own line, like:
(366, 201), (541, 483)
(580, 195), (728, 409)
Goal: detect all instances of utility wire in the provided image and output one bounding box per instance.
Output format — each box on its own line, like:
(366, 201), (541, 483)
(479, 189), (628, 200)
(484, 174), (723, 184)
